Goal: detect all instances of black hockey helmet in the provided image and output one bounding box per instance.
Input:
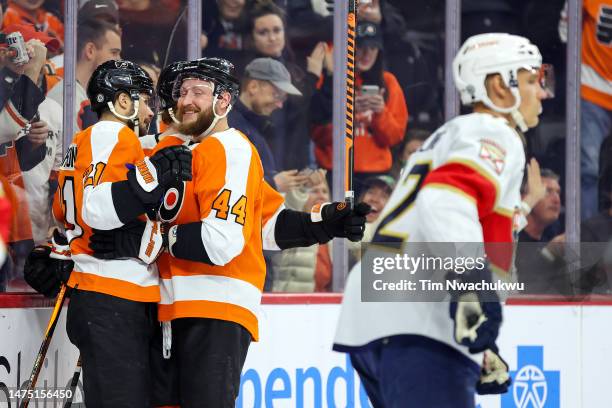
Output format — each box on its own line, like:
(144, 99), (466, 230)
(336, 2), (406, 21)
(87, 59), (154, 116)
(157, 60), (185, 111)
(172, 57), (240, 103)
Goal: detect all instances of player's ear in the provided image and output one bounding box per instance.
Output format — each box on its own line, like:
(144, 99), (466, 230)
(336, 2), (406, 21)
(84, 41), (96, 61)
(114, 92), (131, 112)
(485, 74), (512, 105)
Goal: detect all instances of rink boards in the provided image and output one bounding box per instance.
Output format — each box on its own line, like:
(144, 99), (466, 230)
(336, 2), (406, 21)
(0, 294), (610, 407)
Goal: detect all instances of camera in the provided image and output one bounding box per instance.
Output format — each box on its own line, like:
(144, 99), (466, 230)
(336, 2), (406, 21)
(1, 31), (30, 65)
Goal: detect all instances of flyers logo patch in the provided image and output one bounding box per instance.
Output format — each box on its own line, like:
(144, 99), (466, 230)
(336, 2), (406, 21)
(479, 139), (507, 175)
(158, 181), (186, 222)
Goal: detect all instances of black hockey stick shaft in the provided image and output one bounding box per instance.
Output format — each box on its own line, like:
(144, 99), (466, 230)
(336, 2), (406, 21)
(345, 0), (357, 209)
(20, 284), (68, 408)
(63, 355), (82, 408)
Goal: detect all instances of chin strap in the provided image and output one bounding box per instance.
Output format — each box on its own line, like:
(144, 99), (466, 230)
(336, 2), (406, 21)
(481, 86), (529, 132)
(510, 109), (528, 132)
(108, 97), (141, 136)
(199, 91), (234, 138)
(168, 107), (180, 125)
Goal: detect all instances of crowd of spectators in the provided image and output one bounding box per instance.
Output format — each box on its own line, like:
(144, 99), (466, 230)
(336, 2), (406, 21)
(0, 0), (610, 295)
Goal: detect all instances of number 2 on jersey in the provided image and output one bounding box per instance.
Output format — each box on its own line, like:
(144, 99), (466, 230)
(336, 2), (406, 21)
(373, 163), (431, 243)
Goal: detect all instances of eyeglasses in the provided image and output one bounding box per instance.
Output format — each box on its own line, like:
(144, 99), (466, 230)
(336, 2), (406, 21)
(176, 84), (214, 100)
(538, 63), (555, 98)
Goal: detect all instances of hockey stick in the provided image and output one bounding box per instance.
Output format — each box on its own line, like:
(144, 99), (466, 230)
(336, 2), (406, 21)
(63, 355), (82, 408)
(20, 284), (69, 408)
(345, 0), (358, 209)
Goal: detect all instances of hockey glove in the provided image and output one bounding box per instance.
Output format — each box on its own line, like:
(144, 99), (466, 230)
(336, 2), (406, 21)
(24, 246), (60, 298)
(126, 145), (192, 205)
(312, 201), (371, 243)
(24, 230), (74, 298)
(90, 219), (167, 264)
(450, 292), (502, 354)
(476, 347), (512, 395)
(449, 265), (502, 354)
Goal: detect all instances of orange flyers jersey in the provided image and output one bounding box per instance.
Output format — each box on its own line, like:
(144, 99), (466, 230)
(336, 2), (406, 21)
(150, 133), (286, 246)
(3, 2), (64, 47)
(53, 121), (160, 302)
(154, 129), (284, 340)
(582, 0), (612, 109)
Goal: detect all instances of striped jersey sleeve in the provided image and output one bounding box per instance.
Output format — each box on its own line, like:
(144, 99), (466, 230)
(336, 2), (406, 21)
(80, 122), (145, 230)
(191, 129), (264, 266)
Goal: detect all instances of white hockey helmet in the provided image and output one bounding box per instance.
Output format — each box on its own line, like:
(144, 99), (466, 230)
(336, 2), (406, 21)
(453, 33), (547, 131)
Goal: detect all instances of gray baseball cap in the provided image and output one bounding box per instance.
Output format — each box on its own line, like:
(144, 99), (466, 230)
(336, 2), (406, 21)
(245, 58), (302, 96)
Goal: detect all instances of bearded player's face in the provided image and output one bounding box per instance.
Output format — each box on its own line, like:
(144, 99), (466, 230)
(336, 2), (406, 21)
(176, 79), (216, 136)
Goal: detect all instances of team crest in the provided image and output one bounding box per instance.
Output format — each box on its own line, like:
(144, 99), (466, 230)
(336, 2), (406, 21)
(158, 181), (186, 222)
(479, 139), (507, 175)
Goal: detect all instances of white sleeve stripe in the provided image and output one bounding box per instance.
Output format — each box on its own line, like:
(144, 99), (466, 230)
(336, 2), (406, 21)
(200, 131), (252, 265)
(81, 182), (123, 229)
(90, 122), (123, 165)
(262, 204), (285, 251)
(80, 122), (128, 230)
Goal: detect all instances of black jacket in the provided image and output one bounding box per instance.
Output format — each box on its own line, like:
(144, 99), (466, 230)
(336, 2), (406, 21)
(228, 100), (278, 188)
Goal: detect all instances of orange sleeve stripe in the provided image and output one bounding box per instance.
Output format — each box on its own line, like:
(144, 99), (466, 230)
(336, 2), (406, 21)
(68, 271), (161, 303)
(422, 162), (498, 218)
(261, 182), (285, 226)
(158, 300), (259, 341)
(5, 103), (27, 128)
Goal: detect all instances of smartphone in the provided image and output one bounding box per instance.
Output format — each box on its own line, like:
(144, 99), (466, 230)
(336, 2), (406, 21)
(361, 85), (380, 96)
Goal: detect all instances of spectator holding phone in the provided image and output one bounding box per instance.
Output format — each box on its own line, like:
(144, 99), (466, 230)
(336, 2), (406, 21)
(311, 21), (408, 197)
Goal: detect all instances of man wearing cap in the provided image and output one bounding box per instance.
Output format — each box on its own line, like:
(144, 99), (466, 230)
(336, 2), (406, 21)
(228, 57), (306, 193)
(348, 174), (395, 266)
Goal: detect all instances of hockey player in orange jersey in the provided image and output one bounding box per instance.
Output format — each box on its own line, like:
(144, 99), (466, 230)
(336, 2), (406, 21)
(89, 57), (370, 407)
(25, 59), (193, 406)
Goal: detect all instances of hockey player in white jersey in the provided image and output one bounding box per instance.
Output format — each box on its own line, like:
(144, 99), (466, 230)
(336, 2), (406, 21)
(333, 33), (553, 407)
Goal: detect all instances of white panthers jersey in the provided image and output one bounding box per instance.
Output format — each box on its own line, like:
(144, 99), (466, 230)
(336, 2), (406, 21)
(334, 112), (525, 362)
(22, 98), (63, 244)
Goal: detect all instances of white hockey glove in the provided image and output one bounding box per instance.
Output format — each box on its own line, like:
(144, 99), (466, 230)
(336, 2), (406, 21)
(476, 347), (512, 395)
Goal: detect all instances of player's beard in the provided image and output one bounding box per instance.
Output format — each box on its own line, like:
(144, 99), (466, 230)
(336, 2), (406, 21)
(177, 105), (215, 137)
(125, 118), (151, 136)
